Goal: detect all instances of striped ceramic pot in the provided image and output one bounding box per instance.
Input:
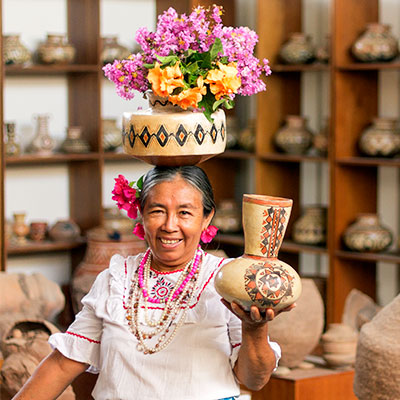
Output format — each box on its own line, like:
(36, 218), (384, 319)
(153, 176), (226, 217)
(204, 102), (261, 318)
(214, 195), (302, 312)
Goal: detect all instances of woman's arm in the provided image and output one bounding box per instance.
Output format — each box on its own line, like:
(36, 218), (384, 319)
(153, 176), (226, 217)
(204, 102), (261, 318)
(12, 349), (88, 400)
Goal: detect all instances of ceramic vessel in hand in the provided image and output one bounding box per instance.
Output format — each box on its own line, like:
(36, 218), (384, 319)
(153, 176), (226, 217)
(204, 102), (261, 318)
(214, 194), (302, 312)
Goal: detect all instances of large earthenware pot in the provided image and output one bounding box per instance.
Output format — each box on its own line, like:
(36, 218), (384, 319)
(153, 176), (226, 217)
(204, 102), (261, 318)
(292, 205), (327, 245)
(279, 33), (315, 65)
(101, 36), (131, 65)
(3, 34), (32, 65)
(214, 195), (302, 312)
(37, 33), (76, 65)
(122, 92), (226, 166)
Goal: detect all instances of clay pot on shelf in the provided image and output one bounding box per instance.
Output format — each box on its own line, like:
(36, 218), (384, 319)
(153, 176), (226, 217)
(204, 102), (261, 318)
(312, 119), (329, 156)
(214, 194), (302, 312)
(238, 119), (256, 152)
(279, 32), (315, 65)
(343, 214), (392, 253)
(225, 116), (240, 150)
(27, 114), (56, 155)
(3, 34), (32, 65)
(37, 34), (76, 64)
(316, 35), (330, 63)
(101, 36), (131, 64)
(4, 122), (21, 157)
(29, 222), (48, 242)
(12, 213), (29, 245)
(60, 126), (90, 154)
(102, 118), (122, 152)
(48, 219), (81, 242)
(351, 23), (399, 63)
(103, 207), (135, 235)
(274, 115), (314, 155)
(358, 117), (400, 157)
(213, 199), (242, 233)
(292, 205), (327, 246)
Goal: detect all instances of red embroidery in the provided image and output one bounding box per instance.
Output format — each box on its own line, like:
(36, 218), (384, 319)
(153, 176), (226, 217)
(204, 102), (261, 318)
(122, 260), (129, 310)
(232, 343), (241, 348)
(66, 331), (100, 344)
(150, 266), (184, 275)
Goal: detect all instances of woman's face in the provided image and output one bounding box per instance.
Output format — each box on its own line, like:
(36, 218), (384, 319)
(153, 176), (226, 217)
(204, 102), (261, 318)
(141, 176), (214, 271)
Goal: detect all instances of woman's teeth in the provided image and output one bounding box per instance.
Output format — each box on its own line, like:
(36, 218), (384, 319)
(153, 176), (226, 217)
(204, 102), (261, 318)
(160, 238), (180, 244)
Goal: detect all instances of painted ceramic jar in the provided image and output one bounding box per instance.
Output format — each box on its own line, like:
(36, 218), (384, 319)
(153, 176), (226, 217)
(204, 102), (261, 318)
(103, 118), (122, 151)
(122, 91), (226, 166)
(3, 34), (32, 65)
(274, 115), (314, 155)
(352, 23), (399, 63)
(292, 206), (327, 245)
(101, 36), (131, 65)
(358, 118), (400, 157)
(29, 222), (48, 242)
(343, 214), (392, 252)
(279, 33), (315, 65)
(214, 195), (302, 312)
(60, 126), (90, 154)
(27, 114), (55, 155)
(12, 213), (29, 245)
(213, 199), (242, 233)
(37, 34), (76, 64)
(4, 122), (21, 157)
(103, 207), (135, 235)
(48, 219), (81, 242)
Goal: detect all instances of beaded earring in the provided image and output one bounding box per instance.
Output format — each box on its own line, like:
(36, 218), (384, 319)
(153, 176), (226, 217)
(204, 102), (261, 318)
(200, 225), (218, 243)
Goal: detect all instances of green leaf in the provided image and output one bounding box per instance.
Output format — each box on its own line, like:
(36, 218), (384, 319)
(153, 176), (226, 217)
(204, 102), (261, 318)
(136, 175), (144, 190)
(156, 54), (180, 66)
(212, 99), (226, 111)
(210, 38), (223, 61)
(143, 63), (155, 69)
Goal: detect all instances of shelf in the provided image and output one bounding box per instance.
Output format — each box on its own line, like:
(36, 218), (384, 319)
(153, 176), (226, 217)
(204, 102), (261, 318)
(102, 152), (134, 162)
(7, 238), (86, 256)
(217, 150), (255, 160)
(5, 64), (100, 75)
(336, 249), (400, 264)
(6, 153), (100, 165)
(337, 60), (400, 71)
(217, 233), (244, 246)
(258, 152), (327, 163)
(272, 63), (331, 72)
(336, 156), (400, 167)
(281, 240), (327, 254)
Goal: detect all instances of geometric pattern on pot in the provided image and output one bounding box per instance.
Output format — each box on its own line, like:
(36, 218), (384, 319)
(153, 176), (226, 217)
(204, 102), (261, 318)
(244, 261), (295, 308)
(260, 207), (288, 257)
(123, 121), (226, 149)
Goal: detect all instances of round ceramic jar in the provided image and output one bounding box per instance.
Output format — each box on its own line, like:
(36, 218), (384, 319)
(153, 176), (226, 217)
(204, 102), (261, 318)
(213, 199), (242, 233)
(358, 118), (400, 157)
(60, 126), (90, 154)
(102, 118), (122, 151)
(343, 214), (392, 252)
(37, 34), (76, 64)
(101, 36), (131, 64)
(49, 219), (81, 241)
(352, 23), (399, 62)
(292, 206), (327, 245)
(103, 207), (135, 235)
(3, 34), (32, 65)
(279, 33), (315, 65)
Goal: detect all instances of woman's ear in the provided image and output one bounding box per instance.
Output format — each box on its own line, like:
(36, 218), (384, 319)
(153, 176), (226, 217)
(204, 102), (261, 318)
(203, 209), (215, 230)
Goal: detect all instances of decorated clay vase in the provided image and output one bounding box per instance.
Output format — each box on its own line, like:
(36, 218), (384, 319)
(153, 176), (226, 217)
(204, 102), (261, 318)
(274, 115), (314, 155)
(122, 92), (226, 166)
(101, 36), (131, 65)
(60, 126), (90, 154)
(48, 219), (81, 242)
(214, 195), (302, 312)
(37, 34), (76, 64)
(102, 118), (122, 151)
(212, 199), (242, 233)
(343, 214), (392, 252)
(12, 213), (29, 245)
(358, 118), (400, 157)
(29, 222), (48, 242)
(279, 33), (315, 65)
(5, 122), (21, 157)
(103, 206), (135, 235)
(292, 206), (327, 245)
(3, 34), (32, 65)
(27, 114), (55, 155)
(352, 23), (399, 63)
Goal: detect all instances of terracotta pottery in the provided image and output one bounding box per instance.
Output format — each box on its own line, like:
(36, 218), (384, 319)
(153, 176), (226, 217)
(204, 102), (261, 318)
(12, 213), (29, 245)
(343, 214), (392, 252)
(122, 92), (226, 166)
(268, 278), (324, 368)
(212, 199), (242, 233)
(48, 219), (81, 242)
(71, 227), (147, 313)
(29, 221), (48, 242)
(4, 122), (21, 157)
(274, 115), (314, 155)
(60, 126), (90, 154)
(352, 23), (399, 63)
(313, 119), (329, 156)
(103, 207), (135, 235)
(238, 119), (256, 152)
(101, 36), (131, 65)
(102, 118), (122, 151)
(214, 194), (302, 312)
(354, 294), (400, 400)
(358, 118), (400, 157)
(279, 33), (315, 65)
(3, 34), (32, 65)
(292, 205), (327, 245)
(37, 33), (76, 64)
(27, 114), (55, 155)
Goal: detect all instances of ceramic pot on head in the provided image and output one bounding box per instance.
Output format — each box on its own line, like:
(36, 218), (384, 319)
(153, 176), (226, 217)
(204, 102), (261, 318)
(214, 194), (302, 312)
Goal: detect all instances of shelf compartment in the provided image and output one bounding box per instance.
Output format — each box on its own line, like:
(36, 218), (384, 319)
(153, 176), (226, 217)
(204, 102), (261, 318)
(258, 152), (327, 163)
(217, 233), (244, 246)
(337, 61), (400, 71)
(5, 64), (100, 75)
(272, 63), (331, 72)
(7, 238), (86, 256)
(281, 240), (327, 255)
(217, 150), (255, 160)
(6, 153), (100, 165)
(336, 249), (400, 264)
(336, 156), (400, 167)
(103, 152), (134, 162)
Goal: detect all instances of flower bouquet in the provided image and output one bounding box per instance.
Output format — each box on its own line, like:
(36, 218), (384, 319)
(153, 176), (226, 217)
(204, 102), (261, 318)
(103, 5), (272, 165)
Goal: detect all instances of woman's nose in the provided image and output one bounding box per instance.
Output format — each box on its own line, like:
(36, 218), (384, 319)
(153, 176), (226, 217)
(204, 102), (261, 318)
(162, 213), (178, 232)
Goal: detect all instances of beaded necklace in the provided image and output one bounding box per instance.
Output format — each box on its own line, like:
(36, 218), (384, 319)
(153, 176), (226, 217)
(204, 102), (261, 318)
(126, 246), (202, 354)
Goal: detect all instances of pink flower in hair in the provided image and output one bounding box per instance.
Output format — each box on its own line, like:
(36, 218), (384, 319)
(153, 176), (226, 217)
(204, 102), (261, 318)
(112, 174), (140, 220)
(133, 223), (145, 240)
(200, 225), (218, 243)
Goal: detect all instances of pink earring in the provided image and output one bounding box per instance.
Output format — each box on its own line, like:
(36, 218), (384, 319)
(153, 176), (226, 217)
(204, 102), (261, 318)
(200, 225), (218, 243)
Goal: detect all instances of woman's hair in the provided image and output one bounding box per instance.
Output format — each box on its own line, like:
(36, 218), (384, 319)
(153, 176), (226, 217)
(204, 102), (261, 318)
(140, 166), (216, 217)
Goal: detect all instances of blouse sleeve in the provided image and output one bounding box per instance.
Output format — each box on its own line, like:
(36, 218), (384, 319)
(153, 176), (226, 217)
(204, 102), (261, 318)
(48, 267), (111, 373)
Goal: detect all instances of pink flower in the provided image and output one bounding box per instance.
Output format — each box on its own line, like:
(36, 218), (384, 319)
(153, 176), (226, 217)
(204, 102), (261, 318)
(133, 223), (145, 240)
(200, 225), (219, 243)
(112, 175), (139, 220)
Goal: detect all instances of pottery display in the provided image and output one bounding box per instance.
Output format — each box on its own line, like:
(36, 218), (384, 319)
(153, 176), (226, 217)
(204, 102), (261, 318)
(212, 199), (242, 233)
(71, 227), (147, 313)
(268, 278), (324, 368)
(316, 35), (330, 63)
(60, 126), (90, 154)
(37, 34), (76, 64)
(103, 206), (135, 235)
(29, 222), (48, 242)
(103, 118), (122, 151)
(3, 34), (32, 65)
(27, 114), (56, 155)
(313, 119), (329, 156)
(122, 92), (226, 166)
(48, 219), (81, 242)
(351, 23), (399, 63)
(238, 119), (256, 152)
(101, 36), (131, 65)
(354, 293), (400, 400)
(292, 205), (327, 245)
(343, 214), (392, 252)
(225, 116), (240, 150)
(12, 213), (29, 245)
(4, 122), (21, 157)
(214, 194), (302, 312)
(279, 33), (315, 65)
(274, 115), (314, 155)
(358, 117), (400, 157)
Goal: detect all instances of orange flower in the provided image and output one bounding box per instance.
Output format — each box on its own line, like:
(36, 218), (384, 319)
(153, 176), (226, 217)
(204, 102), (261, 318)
(169, 76), (206, 109)
(205, 62), (241, 100)
(147, 62), (184, 97)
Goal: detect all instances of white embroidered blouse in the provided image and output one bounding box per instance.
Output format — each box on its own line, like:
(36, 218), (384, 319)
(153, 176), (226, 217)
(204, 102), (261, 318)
(49, 251), (281, 400)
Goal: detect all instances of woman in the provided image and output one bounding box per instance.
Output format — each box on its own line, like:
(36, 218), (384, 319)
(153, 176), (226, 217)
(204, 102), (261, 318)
(14, 165), (292, 400)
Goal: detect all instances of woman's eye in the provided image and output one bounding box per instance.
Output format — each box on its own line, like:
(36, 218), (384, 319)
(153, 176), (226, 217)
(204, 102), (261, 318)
(180, 210), (191, 216)
(150, 209), (163, 214)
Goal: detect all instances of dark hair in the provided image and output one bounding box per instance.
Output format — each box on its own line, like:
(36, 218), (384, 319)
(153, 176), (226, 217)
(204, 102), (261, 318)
(140, 166), (216, 217)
